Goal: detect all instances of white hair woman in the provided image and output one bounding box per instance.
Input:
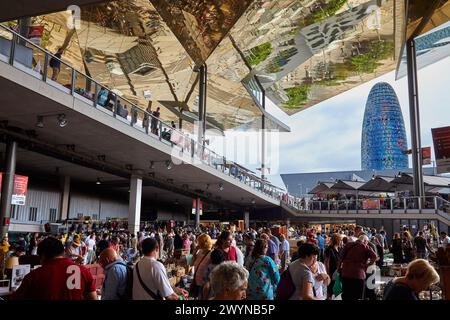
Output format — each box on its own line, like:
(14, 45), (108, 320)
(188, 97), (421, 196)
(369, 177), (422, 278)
(210, 261), (249, 300)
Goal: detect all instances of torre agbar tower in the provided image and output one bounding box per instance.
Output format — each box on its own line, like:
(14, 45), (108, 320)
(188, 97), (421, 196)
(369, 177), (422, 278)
(361, 82), (409, 170)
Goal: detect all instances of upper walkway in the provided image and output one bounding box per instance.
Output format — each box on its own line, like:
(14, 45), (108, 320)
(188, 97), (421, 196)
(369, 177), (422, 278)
(0, 24), (282, 209)
(281, 195), (450, 226)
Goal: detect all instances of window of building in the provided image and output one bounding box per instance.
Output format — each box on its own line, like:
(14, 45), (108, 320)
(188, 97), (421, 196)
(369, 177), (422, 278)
(92, 214), (98, 221)
(11, 205), (19, 219)
(77, 213), (83, 219)
(29, 207), (38, 222)
(49, 208), (57, 222)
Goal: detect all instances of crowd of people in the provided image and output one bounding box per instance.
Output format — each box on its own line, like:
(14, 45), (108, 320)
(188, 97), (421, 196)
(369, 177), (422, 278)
(0, 221), (447, 301)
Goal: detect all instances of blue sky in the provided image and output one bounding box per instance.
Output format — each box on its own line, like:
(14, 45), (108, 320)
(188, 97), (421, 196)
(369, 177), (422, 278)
(263, 56), (450, 189)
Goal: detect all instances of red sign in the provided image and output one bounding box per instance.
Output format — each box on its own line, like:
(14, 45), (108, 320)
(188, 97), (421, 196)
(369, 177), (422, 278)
(362, 199), (379, 209)
(192, 199), (203, 215)
(432, 126), (450, 173)
(0, 174), (29, 206)
(422, 147), (431, 165)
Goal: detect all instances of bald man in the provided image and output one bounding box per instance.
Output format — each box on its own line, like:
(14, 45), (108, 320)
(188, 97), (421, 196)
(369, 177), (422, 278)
(99, 248), (128, 300)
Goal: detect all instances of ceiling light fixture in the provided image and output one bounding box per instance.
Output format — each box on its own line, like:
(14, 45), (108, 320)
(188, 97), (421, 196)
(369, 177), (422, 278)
(165, 160), (173, 170)
(149, 161), (154, 169)
(57, 114), (68, 127)
(219, 183), (224, 191)
(36, 116), (44, 128)
(96, 178), (101, 185)
(251, 198), (256, 204)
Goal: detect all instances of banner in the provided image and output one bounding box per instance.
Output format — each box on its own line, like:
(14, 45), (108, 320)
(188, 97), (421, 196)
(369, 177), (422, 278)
(191, 199), (203, 215)
(432, 126), (450, 173)
(422, 146), (431, 165)
(0, 174), (29, 205)
(362, 199), (379, 209)
(27, 25), (45, 46)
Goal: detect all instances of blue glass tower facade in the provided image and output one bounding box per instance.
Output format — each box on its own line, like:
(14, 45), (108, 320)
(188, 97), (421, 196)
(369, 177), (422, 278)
(361, 82), (408, 170)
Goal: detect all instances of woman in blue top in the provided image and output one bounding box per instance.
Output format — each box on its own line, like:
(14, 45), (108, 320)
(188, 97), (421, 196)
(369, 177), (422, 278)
(246, 239), (280, 300)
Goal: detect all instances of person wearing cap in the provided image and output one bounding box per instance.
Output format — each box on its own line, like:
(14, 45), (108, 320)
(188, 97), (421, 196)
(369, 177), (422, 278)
(66, 234), (86, 264)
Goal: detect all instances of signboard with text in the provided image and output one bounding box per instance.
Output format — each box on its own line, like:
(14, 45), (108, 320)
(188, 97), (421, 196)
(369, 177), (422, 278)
(432, 126), (450, 173)
(192, 199), (203, 215)
(0, 174), (29, 205)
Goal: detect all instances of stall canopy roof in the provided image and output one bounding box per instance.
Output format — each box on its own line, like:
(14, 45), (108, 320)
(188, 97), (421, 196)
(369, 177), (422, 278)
(308, 182), (335, 194)
(359, 176), (396, 192)
(391, 173), (450, 187)
(331, 180), (367, 191)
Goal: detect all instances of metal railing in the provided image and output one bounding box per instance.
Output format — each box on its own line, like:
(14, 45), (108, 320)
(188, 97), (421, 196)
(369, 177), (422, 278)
(0, 24), (284, 200)
(282, 195), (450, 216)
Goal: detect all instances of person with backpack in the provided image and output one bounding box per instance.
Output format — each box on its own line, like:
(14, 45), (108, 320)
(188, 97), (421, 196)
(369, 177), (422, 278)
(98, 248), (129, 300)
(277, 243), (320, 300)
(246, 239), (280, 300)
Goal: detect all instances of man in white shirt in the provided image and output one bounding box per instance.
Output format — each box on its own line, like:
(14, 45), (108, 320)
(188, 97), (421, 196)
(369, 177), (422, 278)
(84, 233), (96, 264)
(440, 231), (450, 248)
(133, 238), (188, 300)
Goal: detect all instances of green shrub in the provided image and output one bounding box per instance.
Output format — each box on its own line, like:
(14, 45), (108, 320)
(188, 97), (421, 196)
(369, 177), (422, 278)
(284, 84), (311, 108)
(246, 42), (273, 66)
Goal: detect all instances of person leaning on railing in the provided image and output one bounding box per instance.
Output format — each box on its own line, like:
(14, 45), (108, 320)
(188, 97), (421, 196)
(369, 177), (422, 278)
(49, 47), (64, 81)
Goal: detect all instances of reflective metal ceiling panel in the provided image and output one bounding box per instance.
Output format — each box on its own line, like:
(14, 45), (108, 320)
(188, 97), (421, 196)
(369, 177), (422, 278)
(148, 0), (254, 66)
(229, 0), (398, 115)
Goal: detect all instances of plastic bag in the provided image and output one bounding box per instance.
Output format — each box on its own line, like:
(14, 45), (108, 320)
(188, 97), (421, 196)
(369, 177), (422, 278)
(333, 273), (343, 296)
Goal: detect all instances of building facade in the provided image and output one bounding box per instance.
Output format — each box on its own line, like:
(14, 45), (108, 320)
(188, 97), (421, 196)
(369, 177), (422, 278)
(361, 82), (408, 170)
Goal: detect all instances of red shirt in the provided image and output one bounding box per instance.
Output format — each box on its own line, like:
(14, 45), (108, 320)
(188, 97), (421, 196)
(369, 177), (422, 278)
(341, 241), (377, 280)
(10, 257), (95, 300)
(307, 238), (318, 246)
(223, 246), (237, 262)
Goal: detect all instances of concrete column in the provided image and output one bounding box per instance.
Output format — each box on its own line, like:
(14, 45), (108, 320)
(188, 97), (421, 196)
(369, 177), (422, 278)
(0, 141), (17, 239)
(59, 176), (70, 221)
(195, 197), (201, 228)
(128, 175), (142, 235)
(244, 211), (250, 231)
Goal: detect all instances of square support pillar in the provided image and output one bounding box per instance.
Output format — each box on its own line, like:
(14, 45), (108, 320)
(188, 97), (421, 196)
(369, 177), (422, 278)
(59, 176), (70, 221)
(244, 211), (250, 231)
(128, 175), (142, 235)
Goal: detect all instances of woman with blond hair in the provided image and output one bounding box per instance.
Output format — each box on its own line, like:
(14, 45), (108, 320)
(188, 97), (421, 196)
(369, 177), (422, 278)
(190, 233), (213, 299)
(384, 259), (440, 300)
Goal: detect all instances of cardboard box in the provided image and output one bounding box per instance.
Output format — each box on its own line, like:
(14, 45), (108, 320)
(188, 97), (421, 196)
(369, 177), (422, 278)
(168, 277), (177, 287)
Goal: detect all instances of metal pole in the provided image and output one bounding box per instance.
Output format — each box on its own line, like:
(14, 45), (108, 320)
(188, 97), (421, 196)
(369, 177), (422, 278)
(198, 64), (207, 146)
(9, 34), (17, 65)
(261, 114), (266, 180)
(406, 38), (425, 200)
(0, 141), (17, 239)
